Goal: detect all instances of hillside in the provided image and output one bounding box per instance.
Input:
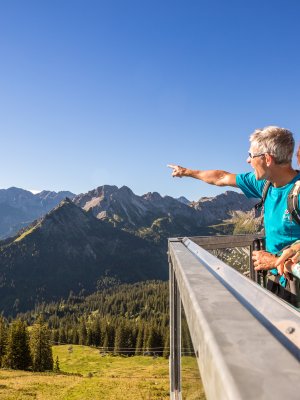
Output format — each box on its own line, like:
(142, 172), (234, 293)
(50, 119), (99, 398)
(0, 200), (166, 315)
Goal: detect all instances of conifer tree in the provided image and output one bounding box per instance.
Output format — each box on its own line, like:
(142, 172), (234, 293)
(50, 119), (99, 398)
(3, 319), (31, 370)
(146, 325), (162, 355)
(142, 325), (149, 354)
(87, 328), (93, 346)
(124, 323), (134, 356)
(79, 320), (87, 345)
(135, 324), (144, 356)
(29, 319), (53, 372)
(51, 329), (59, 344)
(54, 356), (60, 372)
(108, 324), (115, 349)
(102, 322), (115, 351)
(72, 328), (79, 344)
(90, 318), (101, 346)
(114, 322), (125, 355)
(102, 331), (109, 351)
(58, 326), (67, 344)
(0, 316), (8, 366)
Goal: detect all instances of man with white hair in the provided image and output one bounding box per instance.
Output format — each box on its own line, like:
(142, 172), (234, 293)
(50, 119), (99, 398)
(168, 126), (300, 305)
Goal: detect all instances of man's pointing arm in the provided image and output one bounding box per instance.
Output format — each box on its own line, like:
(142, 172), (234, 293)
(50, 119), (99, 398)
(167, 164), (237, 187)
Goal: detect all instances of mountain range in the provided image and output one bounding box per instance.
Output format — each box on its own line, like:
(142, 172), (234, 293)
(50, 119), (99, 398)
(0, 185), (258, 315)
(0, 199), (166, 315)
(73, 185), (257, 237)
(0, 187), (75, 239)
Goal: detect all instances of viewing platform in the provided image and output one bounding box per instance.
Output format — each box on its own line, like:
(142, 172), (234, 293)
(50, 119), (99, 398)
(168, 235), (300, 400)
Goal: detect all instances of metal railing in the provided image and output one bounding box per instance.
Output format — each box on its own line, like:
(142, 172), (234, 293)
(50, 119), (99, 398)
(169, 235), (300, 400)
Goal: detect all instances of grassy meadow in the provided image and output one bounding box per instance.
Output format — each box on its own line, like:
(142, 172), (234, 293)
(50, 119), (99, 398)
(0, 345), (205, 400)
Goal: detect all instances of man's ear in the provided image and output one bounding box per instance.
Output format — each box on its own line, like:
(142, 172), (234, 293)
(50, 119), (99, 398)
(264, 153), (273, 167)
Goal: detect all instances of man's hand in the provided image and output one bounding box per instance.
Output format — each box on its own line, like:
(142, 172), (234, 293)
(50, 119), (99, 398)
(167, 164), (186, 178)
(252, 250), (277, 271)
(274, 246), (300, 275)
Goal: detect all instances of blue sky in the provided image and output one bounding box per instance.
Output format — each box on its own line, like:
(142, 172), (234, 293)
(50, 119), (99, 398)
(0, 0), (300, 200)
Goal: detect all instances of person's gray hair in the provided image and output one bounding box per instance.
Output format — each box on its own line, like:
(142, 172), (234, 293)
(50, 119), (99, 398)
(250, 126), (294, 164)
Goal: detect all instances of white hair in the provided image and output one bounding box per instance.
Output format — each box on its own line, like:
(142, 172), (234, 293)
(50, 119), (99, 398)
(250, 126), (294, 164)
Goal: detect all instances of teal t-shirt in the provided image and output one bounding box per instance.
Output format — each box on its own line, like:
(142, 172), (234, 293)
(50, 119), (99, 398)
(236, 172), (300, 254)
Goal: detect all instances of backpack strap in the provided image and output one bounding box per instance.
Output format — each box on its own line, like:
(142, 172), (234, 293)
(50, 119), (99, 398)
(254, 180), (271, 210)
(287, 180), (300, 225)
(254, 177), (300, 224)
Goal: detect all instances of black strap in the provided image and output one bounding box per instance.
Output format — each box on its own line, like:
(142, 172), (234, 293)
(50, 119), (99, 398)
(254, 177), (300, 225)
(287, 180), (300, 225)
(254, 180), (271, 210)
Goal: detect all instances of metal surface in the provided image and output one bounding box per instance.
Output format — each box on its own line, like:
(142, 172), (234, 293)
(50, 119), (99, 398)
(169, 238), (300, 400)
(190, 234), (266, 284)
(169, 261), (182, 400)
(184, 237), (300, 351)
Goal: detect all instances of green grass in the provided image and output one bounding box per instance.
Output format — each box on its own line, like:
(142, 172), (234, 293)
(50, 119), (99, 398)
(14, 226), (38, 243)
(0, 345), (205, 399)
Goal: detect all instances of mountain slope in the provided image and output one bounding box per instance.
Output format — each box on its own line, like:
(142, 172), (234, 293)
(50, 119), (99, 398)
(0, 199), (166, 315)
(192, 191), (257, 225)
(0, 187), (76, 239)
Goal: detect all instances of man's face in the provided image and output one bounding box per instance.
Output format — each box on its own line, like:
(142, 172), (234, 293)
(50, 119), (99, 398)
(247, 144), (268, 180)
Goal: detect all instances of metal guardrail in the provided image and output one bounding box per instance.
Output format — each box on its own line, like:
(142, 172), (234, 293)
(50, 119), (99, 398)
(169, 235), (300, 400)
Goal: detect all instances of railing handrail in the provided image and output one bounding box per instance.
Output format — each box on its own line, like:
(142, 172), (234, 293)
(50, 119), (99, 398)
(183, 233), (264, 249)
(183, 237), (300, 350)
(169, 236), (300, 400)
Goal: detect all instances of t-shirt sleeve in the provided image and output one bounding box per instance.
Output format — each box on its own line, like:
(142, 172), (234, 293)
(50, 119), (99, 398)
(236, 172), (265, 199)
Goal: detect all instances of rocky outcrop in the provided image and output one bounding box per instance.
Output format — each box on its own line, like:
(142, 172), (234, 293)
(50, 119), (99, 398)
(73, 185), (206, 239)
(192, 191), (257, 225)
(74, 186), (257, 233)
(176, 196), (191, 205)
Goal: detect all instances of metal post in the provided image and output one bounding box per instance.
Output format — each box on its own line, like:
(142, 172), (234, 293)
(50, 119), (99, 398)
(249, 243), (255, 281)
(169, 257), (182, 400)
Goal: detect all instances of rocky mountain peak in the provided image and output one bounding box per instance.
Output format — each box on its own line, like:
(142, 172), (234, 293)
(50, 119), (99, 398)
(35, 190), (75, 201)
(192, 190), (257, 225)
(96, 185), (119, 196)
(119, 185), (134, 195)
(142, 192), (162, 202)
(44, 197), (89, 226)
(0, 187), (34, 204)
(74, 185), (119, 208)
(176, 196), (191, 205)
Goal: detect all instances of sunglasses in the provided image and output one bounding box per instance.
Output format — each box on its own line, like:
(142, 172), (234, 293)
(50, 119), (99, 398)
(248, 152), (265, 159)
